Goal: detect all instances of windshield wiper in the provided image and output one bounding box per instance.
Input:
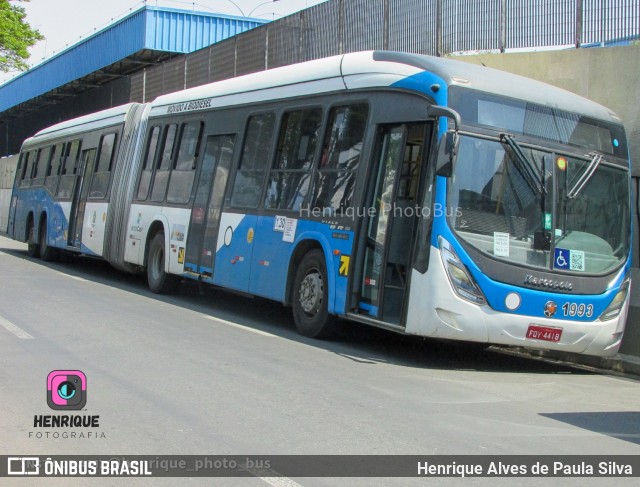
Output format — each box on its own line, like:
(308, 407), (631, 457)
(567, 152), (603, 199)
(500, 133), (546, 195)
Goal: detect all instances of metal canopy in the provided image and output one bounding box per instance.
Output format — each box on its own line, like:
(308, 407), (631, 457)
(0, 6), (267, 119)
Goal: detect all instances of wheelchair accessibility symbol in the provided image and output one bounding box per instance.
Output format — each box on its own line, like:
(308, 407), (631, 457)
(554, 248), (570, 270)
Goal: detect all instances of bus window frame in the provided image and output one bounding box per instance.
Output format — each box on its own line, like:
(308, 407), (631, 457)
(44, 141), (65, 195)
(56, 139), (83, 200)
(228, 110), (278, 210)
(31, 146), (52, 187)
(309, 102), (371, 214)
(135, 125), (162, 202)
(150, 123), (179, 203)
(263, 105), (324, 213)
(89, 131), (119, 200)
(166, 120), (205, 206)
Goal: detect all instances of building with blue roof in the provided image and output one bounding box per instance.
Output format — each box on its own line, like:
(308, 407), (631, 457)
(0, 5), (266, 155)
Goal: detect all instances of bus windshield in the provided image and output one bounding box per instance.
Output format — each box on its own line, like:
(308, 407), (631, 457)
(447, 135), (630, 275)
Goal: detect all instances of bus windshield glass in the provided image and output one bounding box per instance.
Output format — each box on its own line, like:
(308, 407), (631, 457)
(449, 86), (628, 158)
(447, 135), (630, 275)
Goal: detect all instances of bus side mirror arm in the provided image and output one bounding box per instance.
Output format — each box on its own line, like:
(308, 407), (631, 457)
(428, 105), (461, 177)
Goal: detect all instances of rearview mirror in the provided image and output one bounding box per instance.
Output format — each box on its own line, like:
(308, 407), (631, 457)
(428, 105), (461, 178)
(436, 131), (460, 177)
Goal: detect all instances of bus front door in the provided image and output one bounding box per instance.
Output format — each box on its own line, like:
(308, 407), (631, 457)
(68, 148), (96, 248)
(184, 135), (235, 278)
(359, 123), (429, 325)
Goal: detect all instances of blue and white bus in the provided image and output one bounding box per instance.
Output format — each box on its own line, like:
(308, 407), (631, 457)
(7, 51), (632, 356)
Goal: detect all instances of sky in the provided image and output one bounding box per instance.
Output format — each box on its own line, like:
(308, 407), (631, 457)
(1, 0), (328, 83)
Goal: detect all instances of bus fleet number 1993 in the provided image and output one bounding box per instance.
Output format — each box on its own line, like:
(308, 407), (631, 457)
(562, 302), (594, 318)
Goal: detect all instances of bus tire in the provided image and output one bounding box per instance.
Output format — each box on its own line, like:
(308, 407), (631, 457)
(27, 219), (40, 258)
(39, 218), (57, 262)
(292, 249), (337, 339)
(147, 232), (176, 294)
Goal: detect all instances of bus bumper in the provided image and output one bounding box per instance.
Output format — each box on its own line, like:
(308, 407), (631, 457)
(405, 255), (627, 357)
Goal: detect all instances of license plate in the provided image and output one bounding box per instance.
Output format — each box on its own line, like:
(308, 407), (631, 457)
(526, 324), (563, 343)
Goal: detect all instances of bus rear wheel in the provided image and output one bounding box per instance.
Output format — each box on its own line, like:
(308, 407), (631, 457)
(27, 219), (40, 258)
(39, 219), (57, 262)
(292, 249), (337, 339)
(147, 232), (177, 294)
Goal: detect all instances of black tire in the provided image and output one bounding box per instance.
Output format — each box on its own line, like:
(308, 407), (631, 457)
(147, 232), (177, 294)
(292, 249), (337, 338)
(39, 219), (57, 262)
(26, 219), (40, 258)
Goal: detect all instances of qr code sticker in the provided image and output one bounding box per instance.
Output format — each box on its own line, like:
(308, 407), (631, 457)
(570, 250), (585, 272)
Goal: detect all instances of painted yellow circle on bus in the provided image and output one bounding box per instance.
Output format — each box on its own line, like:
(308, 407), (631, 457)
(557, 157), (567, 171)
(247, 227), (254, 244)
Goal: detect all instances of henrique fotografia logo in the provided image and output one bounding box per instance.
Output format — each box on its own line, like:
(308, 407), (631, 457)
(28, 370), (104, 440)
(47, 370), (87, 410)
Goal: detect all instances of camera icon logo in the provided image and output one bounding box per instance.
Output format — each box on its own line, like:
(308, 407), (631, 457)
(47, 370), (87, 410)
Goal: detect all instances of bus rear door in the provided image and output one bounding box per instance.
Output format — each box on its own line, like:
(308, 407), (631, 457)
(68, 148), (96, 248)
(183, 135), (235, 278)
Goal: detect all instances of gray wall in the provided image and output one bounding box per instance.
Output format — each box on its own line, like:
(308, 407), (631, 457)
(0, 154), (18, 233)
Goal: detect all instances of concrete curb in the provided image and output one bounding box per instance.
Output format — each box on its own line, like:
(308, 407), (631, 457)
(496, 347), (640, 380)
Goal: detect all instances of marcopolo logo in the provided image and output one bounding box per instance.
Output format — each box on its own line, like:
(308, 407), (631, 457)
(47, 370), (87, 410)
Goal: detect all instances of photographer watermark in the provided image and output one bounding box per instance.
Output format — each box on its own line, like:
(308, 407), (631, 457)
(27, 370), (106, 440)
(300, 203), (461, 220)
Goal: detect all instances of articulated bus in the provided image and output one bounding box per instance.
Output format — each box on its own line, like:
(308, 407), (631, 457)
(7, 51), (631, 356)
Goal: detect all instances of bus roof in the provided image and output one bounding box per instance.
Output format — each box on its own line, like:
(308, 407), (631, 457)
(371, 51), (620, 124)
(150, 51), (620, 125)
(23, 103), (142, 149)
(149, 51), (424, 115)
(22, 52), (621, 150)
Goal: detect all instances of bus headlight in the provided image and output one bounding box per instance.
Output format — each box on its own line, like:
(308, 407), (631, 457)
(439, 236), (486, 305)
(598, 277), (630, 321)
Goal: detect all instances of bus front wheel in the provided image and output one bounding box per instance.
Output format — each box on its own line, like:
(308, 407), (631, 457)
(292, 250), (337, 339)
(147, 233), (176, 294)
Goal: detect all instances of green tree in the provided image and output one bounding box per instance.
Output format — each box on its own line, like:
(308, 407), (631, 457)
(0, 0), (43, 72)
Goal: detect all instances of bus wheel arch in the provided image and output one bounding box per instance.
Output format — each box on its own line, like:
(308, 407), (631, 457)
(290, 245), (337, 339)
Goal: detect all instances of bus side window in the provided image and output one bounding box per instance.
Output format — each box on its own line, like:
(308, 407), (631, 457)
(18, 152), (31, 187)
(45, 142), (64, 194)
(166, 121), (203, 204)
(24, 150), (37, 184)
(90, 132), (117, 199)
(312, 103), (369, 211)
(57, 139), (82, 198)
(264, 108), (322, 211)
(136, 126), (161, 201)
(150, 124), (178, 202)
(48, 143), (64, 177)
(32, 146), (51, 186)
(230, 113), (276, 208)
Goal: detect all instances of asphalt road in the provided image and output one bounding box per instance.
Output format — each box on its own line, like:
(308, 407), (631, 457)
(1, 235), (639, 486)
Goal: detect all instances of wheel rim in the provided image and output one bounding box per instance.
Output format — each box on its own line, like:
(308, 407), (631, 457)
(299, 269), (323, 315)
